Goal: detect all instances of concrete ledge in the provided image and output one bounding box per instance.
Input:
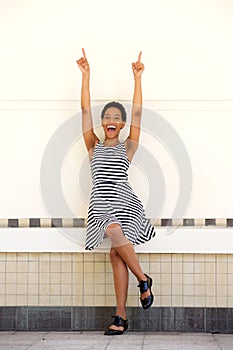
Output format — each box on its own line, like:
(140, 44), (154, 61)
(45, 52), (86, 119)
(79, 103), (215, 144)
(1, 227), (233, 253)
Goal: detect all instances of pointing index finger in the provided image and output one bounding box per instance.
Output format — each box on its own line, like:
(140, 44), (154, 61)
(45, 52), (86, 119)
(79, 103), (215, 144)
(138, 51), (142, 62)
(82, 48), (87, 60)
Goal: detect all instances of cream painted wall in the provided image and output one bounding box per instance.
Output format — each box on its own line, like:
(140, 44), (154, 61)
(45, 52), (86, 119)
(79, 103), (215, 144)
(0, 0), (233, 100)
(0, 100), (233, 218)
(0, 0), (233, 219)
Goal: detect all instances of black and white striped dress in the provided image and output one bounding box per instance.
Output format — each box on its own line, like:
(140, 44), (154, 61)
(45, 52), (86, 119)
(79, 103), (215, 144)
(85, 141), (156, 250)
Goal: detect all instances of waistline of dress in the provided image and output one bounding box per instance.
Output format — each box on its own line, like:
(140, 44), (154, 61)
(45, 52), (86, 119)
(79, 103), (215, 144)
(93, 179), (128, 185)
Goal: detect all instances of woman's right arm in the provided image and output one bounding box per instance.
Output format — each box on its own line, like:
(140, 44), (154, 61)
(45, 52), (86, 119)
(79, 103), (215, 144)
(76, 48), (98, 153)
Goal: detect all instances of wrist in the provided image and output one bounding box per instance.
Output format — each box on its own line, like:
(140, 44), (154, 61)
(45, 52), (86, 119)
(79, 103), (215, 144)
(134, 76), (142, 82)
(82, 72), (90, 79)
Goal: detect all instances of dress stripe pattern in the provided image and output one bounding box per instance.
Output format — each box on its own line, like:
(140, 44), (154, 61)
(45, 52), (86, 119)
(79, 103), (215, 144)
(85, 141), (156, 250)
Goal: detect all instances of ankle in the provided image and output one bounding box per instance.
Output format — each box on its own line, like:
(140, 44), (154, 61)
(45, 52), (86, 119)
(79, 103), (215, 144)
(138, 273), (147, 282)
(116, 310), (127, 320)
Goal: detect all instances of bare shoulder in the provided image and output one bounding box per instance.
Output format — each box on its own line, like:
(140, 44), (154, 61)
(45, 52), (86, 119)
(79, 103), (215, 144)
(83, 131), (99, 153)
(124, 138), (139, 162)
(82, 106), (99, 153)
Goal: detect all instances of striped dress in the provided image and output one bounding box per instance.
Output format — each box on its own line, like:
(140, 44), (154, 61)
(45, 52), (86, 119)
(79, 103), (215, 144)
(85, 141), (156, 250)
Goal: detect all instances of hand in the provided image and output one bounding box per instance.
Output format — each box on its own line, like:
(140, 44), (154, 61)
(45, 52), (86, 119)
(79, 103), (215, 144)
(132, 51), (144, 78)
(76, 48), (90, 74)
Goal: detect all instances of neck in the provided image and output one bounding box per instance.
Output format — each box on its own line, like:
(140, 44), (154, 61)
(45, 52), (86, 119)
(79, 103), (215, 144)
(104, 138), (119, 147)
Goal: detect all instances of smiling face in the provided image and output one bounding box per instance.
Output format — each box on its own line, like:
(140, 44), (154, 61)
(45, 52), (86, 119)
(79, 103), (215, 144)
(102, 107), (125, 140)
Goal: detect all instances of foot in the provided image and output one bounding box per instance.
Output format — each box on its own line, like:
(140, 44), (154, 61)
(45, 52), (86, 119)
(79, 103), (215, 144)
(108, 324), (124, 332)
(104, 315), (128, 336)
(108, 313), (126, 332)
(140, 275), (151, 301)
(138, 274), (154, 309)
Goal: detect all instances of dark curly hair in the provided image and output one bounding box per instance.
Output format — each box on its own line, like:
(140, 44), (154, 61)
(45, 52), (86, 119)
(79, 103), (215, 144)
(101, 101), (127, 122)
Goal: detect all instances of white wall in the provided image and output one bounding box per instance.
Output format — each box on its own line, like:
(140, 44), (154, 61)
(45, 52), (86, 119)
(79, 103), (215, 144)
(0, 0), (233, 220)
(1, 0), (233, 100)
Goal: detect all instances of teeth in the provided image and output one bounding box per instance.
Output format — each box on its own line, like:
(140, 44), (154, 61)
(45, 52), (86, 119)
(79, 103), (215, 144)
(107, 125), (116, 130)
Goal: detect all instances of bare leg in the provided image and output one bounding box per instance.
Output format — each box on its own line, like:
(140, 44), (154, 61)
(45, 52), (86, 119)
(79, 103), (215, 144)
(108, 247), (128, 331)
(106, 224), (150, 300)
(105, 224), (152, 332)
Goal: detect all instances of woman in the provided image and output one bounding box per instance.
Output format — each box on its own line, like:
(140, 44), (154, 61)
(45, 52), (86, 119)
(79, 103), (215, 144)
(76, 49), (156, 335)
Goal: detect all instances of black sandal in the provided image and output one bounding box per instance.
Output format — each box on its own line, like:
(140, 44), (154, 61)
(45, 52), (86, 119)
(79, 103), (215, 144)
(104, 315), (128, 336)
(138, 274), (154, 309)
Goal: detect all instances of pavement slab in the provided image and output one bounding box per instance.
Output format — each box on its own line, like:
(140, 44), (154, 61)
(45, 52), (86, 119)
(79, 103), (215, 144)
(0, 331), (232, 350)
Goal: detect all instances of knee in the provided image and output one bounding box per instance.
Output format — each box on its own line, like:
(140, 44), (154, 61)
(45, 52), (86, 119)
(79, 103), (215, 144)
(106, 223), (129, 248)
(106, 223), (121, 232)
(108, 223), (120, 228)
(109, 247), (121, 264)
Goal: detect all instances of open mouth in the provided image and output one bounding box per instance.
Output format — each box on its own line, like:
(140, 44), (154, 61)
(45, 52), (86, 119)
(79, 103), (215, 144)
(107, 125), (116, 134)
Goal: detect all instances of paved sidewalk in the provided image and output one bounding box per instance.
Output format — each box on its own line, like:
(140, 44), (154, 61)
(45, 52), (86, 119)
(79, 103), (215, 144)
(0, 331), (233, 350)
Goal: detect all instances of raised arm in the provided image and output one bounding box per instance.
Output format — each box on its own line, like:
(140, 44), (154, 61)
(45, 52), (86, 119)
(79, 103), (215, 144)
(125, 51), (144, 161)
(76, 48), (98, 154)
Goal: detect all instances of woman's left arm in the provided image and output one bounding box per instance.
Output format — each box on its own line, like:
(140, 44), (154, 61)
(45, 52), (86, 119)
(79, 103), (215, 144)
(125, 51), (144, 161)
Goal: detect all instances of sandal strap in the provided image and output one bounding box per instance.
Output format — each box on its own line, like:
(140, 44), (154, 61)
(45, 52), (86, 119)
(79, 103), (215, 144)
(137, 280), (149, 293)
(140, 293), (154, 309)
(112, 315), (127, 327)
(137, 274), (152, 293)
